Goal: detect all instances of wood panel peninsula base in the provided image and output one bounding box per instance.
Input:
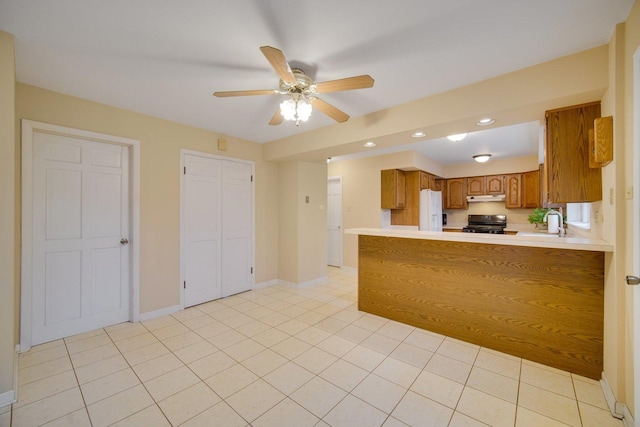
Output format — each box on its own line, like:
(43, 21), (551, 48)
(357, 234), (605, 379)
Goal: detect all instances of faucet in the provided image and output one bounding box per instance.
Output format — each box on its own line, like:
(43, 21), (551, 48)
(543, 210), (565, 237)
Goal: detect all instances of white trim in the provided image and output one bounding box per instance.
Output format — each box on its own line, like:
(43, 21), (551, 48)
(601, 372), (625, 419)
(623, 405), (635, 427)
(254, 279), (279, 290)
(340, 266), (358, 275)
(632, 46), (640, 427)
(20, 120), (141, 350)
(179, 149), (256, 310)
(0, 390), (15, 409)
(279, 276), (329, 289)
(0, 345), (19, 408)
(139, 305), (180, 322)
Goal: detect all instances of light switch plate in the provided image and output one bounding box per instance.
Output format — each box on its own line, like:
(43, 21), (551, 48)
(626, 186), (633, 200)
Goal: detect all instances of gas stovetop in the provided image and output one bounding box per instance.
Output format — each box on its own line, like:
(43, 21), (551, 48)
(462, 214), (507, 234)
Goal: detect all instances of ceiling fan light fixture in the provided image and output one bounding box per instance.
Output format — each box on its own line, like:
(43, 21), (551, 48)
(473, 154), (491, 163)
(447, 133), (467, 142)
(280, 96), (312, 126)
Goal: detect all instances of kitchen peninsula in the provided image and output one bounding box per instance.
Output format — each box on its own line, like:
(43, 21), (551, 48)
(346, 228), (613, 379)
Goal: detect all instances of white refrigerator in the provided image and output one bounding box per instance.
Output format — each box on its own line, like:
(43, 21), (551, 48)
(419, 189), (443, 231)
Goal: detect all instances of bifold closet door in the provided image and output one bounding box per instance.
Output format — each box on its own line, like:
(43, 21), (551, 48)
(184, 154), (252, 307)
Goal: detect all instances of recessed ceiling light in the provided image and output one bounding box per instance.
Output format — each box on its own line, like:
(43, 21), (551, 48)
(364, 141), (376, 147)
(412, 131), (426, 138)
(476, 118), (495, 126)
(447, 133), (467, 142)
(473, 154), (492, 163)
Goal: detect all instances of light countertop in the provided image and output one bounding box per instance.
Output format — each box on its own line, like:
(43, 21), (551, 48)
(345, 227), (613, 252)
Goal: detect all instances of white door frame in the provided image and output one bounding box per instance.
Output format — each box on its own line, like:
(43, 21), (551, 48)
(327, 176), (343, 267)
(632, 46), (640, 427)
(179, 149), (255, 310)
(21, 120), (141, 351)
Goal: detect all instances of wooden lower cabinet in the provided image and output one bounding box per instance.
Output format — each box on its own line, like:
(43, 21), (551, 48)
(357, 235), (604, 379)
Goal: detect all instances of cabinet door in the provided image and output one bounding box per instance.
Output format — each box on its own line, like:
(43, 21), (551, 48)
(505, 174), (522, 209)
(522, 170), (541, 208)
(486, 175), (505, 194)
(467, 176), (485, 196)
(381, 169), (405, 209)
(391, 171), (420, 226)
(446, 178), (467, 209)
(419, 171), (435, 190)
(546, 102), (602, 203)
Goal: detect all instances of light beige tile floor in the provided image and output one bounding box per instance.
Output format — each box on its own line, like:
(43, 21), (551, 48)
(3, 267), (624, 427)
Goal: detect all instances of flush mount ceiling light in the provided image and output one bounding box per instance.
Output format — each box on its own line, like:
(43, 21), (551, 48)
(476, 118), (495, 126)
(473, 154), (492, 163)
(326, 157), (331, 163)
(447, 133), (467, 142)
(364, 141), (376, 147)
(412, 131), (426, 138)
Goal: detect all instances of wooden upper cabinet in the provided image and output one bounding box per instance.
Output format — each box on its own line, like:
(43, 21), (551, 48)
(381, 169), (405, 209)
(391, 171), (420, 226)
(505, 174), (522, 209)
(446, 178), (467, 209)
(546, 102), (602, 203)
(419, 171), (436, 190)
(467, 176), (485, 196)
(522, 170), (541, 208)
(486, 175), (505, 195)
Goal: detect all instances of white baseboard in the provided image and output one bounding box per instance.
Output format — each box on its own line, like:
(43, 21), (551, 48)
(601, 372), (625, 419)
(254, 279), (279, 290)
(340, 266), (357, 274)
(279, 276), (329, 289)
(0, 345), (19, 408)
(622, 405), (635, 427)
(139, 305), (180, 322)
(0, 389), (14, 409)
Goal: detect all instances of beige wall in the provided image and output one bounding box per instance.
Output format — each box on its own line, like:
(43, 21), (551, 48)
(0, 31), (16, 400)
(278, 161), (328, 284)
(266, 46), (608, 163)
(15, 83), (280, 315)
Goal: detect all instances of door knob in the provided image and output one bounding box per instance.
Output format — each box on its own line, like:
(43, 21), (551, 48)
(120, 238), (129, 245)
(626, 275), (640, 285)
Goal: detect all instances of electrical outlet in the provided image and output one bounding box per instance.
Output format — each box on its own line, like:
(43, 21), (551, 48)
(305, 196), (309, 203)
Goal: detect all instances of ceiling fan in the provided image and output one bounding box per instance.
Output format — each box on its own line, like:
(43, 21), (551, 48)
(213, 46), (374, 126)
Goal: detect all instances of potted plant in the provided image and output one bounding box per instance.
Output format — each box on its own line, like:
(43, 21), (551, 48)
(527, 207), (551, 230)
(528, 207), (567, 231)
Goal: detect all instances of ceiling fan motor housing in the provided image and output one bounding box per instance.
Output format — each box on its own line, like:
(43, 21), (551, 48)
(279, 68), (315, 95)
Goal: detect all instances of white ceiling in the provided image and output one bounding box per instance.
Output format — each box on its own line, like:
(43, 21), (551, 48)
(0, 0), (634, 163)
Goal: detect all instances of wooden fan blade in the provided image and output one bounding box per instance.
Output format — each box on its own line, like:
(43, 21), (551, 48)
(269, 108), (283, 126)
(260, 46), (297, 84)
(213, 89), (276, 97)
(314, 75), (374, 93)
(311, 98), (350, 123)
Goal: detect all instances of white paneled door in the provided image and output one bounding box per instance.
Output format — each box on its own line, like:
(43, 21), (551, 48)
(327, 176), (343, 267)
(183, 153), (253, 308)
(32, 133), (130, 345)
